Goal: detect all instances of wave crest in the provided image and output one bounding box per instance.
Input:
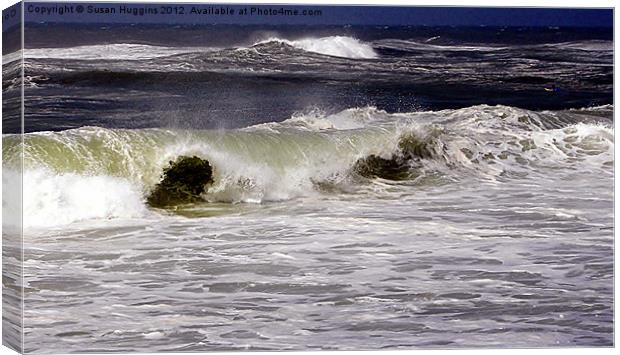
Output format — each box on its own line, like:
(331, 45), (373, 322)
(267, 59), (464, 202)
(255, 36), (378, 59)
(14, 169), (148, 228)
(3, 104), (613, 228)
(23, 43), (210, 60)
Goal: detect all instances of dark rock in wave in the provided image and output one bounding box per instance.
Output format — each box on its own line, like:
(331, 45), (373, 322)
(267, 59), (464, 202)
(147, 156), (214, 208)
(353, 133), (433, 180)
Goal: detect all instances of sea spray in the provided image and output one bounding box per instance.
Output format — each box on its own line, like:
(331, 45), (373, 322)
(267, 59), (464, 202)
(21, 169), (147, 228)
(254, 36), (378, 59)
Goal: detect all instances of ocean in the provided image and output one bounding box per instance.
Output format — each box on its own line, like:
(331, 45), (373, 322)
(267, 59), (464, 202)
(2, 24), (614, 352)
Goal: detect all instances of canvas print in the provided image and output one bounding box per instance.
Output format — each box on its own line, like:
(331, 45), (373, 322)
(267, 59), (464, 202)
(1, 1), (614, 353)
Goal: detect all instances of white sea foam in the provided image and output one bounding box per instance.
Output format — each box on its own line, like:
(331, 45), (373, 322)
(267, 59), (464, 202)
(23, 44), (210, 61)
(2, 50), (22, 64)
(257, 36), (378, 59)
(19, 37), (377, 62)
(20, 169), (148, 228)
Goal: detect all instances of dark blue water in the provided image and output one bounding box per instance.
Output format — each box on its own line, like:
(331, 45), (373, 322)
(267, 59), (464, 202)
(2, 25), (613, 133)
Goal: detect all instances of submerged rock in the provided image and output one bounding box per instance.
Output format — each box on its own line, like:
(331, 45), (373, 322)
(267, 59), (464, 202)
(352, 133), (433, 181)
(147, 156), (214, 208)
(353, 154), (413, 181)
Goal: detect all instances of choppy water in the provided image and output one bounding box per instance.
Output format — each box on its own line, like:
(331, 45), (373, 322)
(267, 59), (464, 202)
(19, 179), (613, 352)
(2, 24), (614, 352)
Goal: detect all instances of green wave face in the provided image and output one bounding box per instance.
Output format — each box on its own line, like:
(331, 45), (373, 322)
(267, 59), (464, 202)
(5, 128), (178, 186)
(4, 124), (400, 191)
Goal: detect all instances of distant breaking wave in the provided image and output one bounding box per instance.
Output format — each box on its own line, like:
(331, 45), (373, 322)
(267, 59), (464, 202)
(10, 36), (378, 62)
(2, 104), (613, 228)
(254, 36), (378, 59)
(21, 43), (214, 61)
(12, 38), (610, 64)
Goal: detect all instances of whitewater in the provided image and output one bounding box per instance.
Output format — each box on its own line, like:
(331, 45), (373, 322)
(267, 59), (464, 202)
(4, 103), (613, 351)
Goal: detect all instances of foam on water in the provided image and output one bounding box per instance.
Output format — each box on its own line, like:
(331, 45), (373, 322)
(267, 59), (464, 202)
(2, 50), (22, 64)
(256, 36), (378, 59)
(12, 36), (378, 63)
(23, 44), (211, 60)
(20, 169), (148, 228)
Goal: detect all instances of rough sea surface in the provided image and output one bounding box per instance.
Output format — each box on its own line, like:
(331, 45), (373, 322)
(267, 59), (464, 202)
(2, 24), (614, 352)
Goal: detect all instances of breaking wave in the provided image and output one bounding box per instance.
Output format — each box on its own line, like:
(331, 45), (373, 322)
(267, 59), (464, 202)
(15, 36), (378, 62)
(22, 44), (213, 61)
(254, 36), (378, 59)
(2, 104), (613, 228)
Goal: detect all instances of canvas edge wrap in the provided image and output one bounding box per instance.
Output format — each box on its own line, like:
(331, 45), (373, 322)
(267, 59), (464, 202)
(2, 1), (25, 353)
